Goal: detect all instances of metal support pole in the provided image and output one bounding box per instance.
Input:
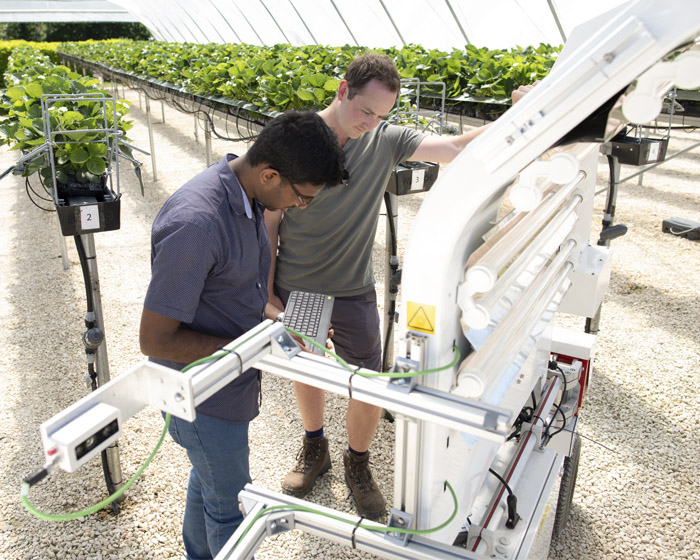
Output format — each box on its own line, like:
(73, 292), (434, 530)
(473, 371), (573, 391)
(80, 233), (124, 494)
(205, 118), (213, 167)
(56, 215), (69, 271)
(144, 96), (158, 181)
(637, 126), (646, 188)
(194, 114), (199, 142)
(161, 100), (166, 124)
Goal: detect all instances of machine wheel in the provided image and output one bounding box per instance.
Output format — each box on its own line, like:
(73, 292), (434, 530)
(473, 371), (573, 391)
(552, 432), (581, 538)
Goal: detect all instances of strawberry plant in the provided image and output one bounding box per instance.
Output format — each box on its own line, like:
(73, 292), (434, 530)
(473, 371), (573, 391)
(0, 45), (134, 190)
(56, 39), (560, 115)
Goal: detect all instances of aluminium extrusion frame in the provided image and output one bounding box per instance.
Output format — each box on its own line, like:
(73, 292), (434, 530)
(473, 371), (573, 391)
(39, 319), (511, 472)
(219, 486), (492, 560)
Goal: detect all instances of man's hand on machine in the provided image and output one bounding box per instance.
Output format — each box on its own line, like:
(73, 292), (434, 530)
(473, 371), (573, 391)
(511, 80), (540, 104)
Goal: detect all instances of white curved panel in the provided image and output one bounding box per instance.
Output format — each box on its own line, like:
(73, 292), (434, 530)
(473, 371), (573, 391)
(397, 0), (700, 542)
(6, 0), (636, 49)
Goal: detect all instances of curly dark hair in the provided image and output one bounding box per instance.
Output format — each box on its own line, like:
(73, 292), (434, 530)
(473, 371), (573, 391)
(247, 110), (344, 186)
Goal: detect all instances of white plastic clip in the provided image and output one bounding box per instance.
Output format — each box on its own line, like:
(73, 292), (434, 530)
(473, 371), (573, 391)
(623, 50), (700, 124)
(510, 153), (580, 211)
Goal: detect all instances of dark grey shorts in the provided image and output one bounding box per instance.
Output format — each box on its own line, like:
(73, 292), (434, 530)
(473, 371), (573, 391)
(275, 285), (382, 371)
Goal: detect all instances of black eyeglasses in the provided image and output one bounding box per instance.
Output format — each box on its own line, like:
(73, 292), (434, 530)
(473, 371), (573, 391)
(287, 179), (314, 208)
(269, 167), (314, 208)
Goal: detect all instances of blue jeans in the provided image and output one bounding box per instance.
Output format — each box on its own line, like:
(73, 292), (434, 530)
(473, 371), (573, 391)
(167, 413), (251, 560)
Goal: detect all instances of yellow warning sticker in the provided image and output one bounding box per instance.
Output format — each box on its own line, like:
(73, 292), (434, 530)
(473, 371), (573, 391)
(406, 302), (436, 334)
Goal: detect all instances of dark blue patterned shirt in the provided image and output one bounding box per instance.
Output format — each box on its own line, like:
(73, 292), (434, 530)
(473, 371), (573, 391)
(144, 155), (270, 422)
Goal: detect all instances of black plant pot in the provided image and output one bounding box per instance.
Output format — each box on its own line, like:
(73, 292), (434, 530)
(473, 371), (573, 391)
(55, 172), (121, 236)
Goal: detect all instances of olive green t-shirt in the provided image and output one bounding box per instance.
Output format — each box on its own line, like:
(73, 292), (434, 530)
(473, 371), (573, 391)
(275, 121), (425, 297)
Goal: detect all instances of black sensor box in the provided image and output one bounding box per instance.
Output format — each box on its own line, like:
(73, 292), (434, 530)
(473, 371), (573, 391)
(662, 217), (700, 241)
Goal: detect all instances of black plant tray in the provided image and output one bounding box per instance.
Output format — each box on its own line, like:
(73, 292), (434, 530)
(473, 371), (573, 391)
(386, 161), (439, 195)
(609, 135), (669, 166)
(56, 187), (121, 236)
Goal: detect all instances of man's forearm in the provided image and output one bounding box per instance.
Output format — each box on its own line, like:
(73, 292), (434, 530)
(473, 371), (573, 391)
(140, 308), (230, 365)
(146, 330), (231, 366)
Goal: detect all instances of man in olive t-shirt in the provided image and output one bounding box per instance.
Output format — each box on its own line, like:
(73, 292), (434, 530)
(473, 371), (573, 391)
(264, 52), (534, 520)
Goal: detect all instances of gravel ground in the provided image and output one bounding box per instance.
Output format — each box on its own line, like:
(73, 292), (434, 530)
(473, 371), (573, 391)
(1, 88), (699, 560)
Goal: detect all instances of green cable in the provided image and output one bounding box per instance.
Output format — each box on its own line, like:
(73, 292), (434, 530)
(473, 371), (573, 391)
(21, 346), (237, 521)
(234, 480), (459, 550)
(21, 413), (171, 521)
(22, 324), (459, 521)
(285, 326), (461, 377)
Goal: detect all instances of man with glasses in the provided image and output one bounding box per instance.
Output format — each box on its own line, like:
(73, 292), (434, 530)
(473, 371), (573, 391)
(264, 53), (533, 520)
(139, 110), (344, 560)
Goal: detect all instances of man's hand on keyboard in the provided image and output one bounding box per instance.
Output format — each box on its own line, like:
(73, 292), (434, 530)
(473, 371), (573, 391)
(325, 324), (334, 351)
(290, 324), (334, 354)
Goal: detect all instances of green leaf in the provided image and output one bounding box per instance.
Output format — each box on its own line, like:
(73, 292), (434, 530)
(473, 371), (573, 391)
(26, 155), (47, 175)
(88, 143), (108, 158)
(25, 82), (44, 99)
(76, 168), (101, 184)
(55, 168), (70, 184)
(5, 87), (25, 101)
(306, 73), (326, 88)
(56, 149), (70, 165)
(69, 147), (89, 164)
(0, 123), (18, 139)
(312, 88), (326, 103)
(86, 157), (107, 176)
(323, 78), (340, 92)
(28, 105), (43, 119)
(296, 88), (315, 102)
(62, 111), (85, 126)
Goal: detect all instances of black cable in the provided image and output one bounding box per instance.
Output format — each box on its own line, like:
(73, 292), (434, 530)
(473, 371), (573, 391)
(73, 235), (95, 314)
(558, 426), (619, 455)
(24, 177), (55, 212)
(545, 361), (570, 440)
(381, 191), (399, 372)
(351, 515), (365, 549)
(506, 405), (535, 441)
(488, 468), (513, 495)
(130, 82), (263, 143)
(488, 468), (520, 529)
(547, 404), (568, 439)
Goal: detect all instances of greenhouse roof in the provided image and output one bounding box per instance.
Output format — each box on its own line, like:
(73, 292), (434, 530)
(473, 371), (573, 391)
(1, 0), (630, 50)
(0, 0), (139, 23)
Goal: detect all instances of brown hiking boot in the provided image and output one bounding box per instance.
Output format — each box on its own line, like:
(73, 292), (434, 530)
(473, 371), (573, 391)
(343, 450), (386, 520)
(282, 436), (331, 496)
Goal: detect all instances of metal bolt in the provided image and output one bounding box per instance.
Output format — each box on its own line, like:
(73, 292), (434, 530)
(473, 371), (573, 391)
(174, 392), (184, 402)
(604, 52), (615, 63)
